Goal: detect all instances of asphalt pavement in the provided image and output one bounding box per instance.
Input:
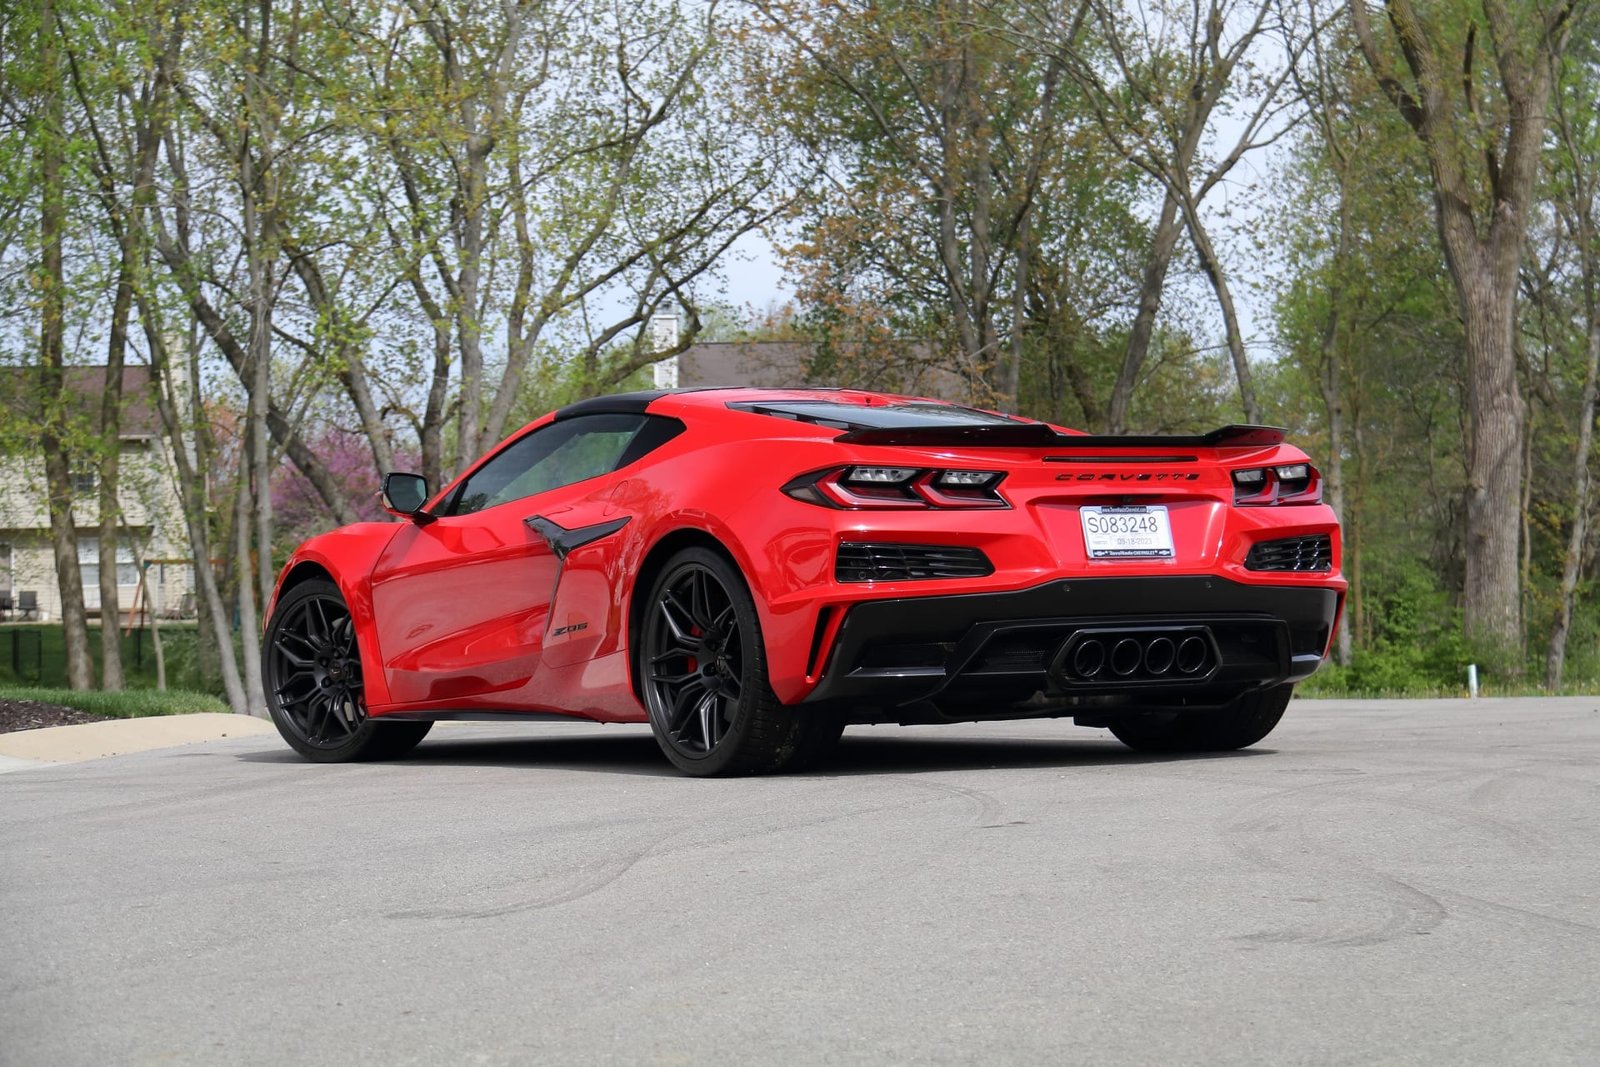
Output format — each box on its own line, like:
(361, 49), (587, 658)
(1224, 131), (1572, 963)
(2, 697), (1597, 1065)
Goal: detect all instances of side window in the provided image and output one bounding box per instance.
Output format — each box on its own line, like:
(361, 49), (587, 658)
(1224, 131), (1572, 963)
(446, 413), (680, 516)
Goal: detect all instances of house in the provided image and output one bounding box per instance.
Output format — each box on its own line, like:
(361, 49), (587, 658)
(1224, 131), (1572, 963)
(0, 365), (194, 623)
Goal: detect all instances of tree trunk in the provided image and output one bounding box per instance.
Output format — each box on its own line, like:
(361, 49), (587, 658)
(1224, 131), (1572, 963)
(1546, 293), (1600, 688)
(966, 55), (1001, 403)
(248, 251), (275, 610)
(38, 0), (94, 690)
(1108, 191), (1185, 433)
(1182, 198), (1258, 423)
(141, 562), (167, 691)
(1320, 192), (1353, 666)
(251, 354), (274, 610)
(96, 249), (133, 690)
(1350, 411), (1367, 649)
(41, 450), (93, 689)
(1325, 373), (1353, 666)
(139, 319), (250, 713)
(235, 421), (267, 717)
(1002, 209), (1028, 411)
(414, 275), (452, 491)
(1454, 251), (1526, 664)
(935, 34), (984, 384)
(239, 46), (279, 612)
(455, 131), (490, 467)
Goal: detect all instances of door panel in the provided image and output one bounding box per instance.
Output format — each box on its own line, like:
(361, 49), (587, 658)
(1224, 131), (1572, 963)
(370, 505), (558, 706)
(368, 411), (673, 710)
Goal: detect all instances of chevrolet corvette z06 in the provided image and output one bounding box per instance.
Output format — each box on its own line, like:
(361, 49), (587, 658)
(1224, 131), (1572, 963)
(263, 388), (1343, 775)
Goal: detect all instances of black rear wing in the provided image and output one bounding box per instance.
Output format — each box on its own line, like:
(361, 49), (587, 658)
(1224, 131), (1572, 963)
(833, 423), (1286, 449)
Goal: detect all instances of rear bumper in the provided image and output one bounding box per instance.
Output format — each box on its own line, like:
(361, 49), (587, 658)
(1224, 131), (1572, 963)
(803, 576), (1339, 718)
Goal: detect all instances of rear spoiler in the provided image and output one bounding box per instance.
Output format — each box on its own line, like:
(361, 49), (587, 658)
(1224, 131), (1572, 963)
(833, 423), (1287, 449)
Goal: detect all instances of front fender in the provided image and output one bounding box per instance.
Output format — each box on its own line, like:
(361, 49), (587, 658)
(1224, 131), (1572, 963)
(266, 522), (405, 708)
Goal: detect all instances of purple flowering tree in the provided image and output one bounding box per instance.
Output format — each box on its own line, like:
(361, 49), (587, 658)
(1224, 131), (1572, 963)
(272, 429), (418, 549)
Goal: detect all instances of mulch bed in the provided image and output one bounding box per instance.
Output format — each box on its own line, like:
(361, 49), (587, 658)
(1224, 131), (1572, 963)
(0, 698), (109, 734)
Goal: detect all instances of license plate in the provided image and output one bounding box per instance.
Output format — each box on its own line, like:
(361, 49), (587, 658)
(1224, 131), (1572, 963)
(1080, 505), (1174, 559)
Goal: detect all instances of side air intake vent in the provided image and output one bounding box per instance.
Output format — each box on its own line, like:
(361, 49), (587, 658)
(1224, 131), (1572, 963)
(1246, 534), (1333, 572)
(836, 543), (993, 583)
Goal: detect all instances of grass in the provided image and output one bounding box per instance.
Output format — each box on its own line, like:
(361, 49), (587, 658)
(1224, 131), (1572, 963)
(1297, 668), (1600, 699)
(0, 685), (230, 717)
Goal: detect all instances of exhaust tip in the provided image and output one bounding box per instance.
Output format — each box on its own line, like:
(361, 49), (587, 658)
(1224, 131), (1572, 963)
(1071, 639), (1106, 678)
(1176, 635), (1208, 674)
(1143, 636), (1175, 676)
(1110, 638), (1142, 676)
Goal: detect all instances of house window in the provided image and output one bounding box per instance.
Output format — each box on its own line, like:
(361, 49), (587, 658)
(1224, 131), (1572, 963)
(78, 537), (138, 587)
(1, 542), (11, 592)
(72, 469), (98, 495)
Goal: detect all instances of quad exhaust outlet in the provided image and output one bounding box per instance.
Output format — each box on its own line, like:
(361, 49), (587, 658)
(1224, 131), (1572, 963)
(1052, 628), (1218, 684)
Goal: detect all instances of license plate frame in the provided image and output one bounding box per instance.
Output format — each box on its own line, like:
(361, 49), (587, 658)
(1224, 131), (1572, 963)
(1080, 504), (1175, 560)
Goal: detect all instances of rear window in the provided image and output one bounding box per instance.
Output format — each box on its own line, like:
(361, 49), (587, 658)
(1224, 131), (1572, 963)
(729, 400), (1025, 432)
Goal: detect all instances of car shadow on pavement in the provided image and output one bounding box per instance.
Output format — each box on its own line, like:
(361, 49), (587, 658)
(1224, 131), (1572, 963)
(235, 731), (680, 778)
(237, 727), (1270, 777)
(810, 734), (1270, 776)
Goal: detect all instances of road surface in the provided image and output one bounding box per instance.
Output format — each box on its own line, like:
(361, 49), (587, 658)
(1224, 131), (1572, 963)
(3, 697), (1597, 1064)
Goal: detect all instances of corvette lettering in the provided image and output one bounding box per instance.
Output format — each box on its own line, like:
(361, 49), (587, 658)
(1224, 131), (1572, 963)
(1056, 472), (1201, 481)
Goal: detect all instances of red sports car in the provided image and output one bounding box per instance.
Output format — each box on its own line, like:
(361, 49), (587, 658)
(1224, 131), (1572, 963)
(263, 388), (1343, 775)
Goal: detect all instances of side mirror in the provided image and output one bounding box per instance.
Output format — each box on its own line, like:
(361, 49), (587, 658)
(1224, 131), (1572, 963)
(380, 472), (431, 521)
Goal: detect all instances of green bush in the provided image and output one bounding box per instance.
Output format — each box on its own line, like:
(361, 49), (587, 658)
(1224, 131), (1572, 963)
(1301, 562), (1471, 696)
(1301, 559), (1600, 696)
(0, 622), (245, 697)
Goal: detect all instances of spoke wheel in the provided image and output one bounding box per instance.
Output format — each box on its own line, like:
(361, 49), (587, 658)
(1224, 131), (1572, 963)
(640, 548), (800, 776)
(268, 590), (366, 748)
(264, 578), (430, 762)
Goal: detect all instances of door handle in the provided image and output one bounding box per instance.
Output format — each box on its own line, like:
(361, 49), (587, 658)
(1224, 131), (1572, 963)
(523, 515), (631, 561)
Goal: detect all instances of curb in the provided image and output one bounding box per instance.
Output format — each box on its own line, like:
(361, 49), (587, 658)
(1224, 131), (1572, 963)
(0, 713), (277, 769)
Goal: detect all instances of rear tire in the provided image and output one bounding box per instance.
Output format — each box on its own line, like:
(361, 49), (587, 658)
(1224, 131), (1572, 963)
(639, 548), (801, 776)
(1109, 684), (1292, 753)
(264, 578), (432, 763)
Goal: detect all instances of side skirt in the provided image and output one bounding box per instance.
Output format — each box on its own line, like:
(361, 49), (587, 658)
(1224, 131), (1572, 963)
(375, 709), (607, 724)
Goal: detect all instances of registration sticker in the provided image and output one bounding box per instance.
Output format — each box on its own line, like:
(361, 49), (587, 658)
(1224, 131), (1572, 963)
(1080, 505), (1174, 559)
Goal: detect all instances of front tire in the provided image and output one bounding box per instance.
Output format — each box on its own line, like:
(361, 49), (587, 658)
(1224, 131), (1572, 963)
(639, 548), (803, 776)
(1109, 684), (1292, 753)
(264, 578), (431, 762)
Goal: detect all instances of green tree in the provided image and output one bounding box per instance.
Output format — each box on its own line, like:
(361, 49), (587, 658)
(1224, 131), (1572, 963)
(5, 0), (97, 689)
(61, 0), (185, 690)
(1349, 0), (1586, 666)
(1017, 0), (1313, 428)
(1532, 29), (1600, 687)
(753, 0), (1148, 412)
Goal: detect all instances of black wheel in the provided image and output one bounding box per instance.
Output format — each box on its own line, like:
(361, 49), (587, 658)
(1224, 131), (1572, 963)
(264, 578), (431, 762)
(640, 548), (802, 776)
(1109, 684), (1292, 753)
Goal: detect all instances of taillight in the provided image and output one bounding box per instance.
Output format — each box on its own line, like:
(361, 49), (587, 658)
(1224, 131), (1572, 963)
(1232, 463), (1322, 505)
(783, 466), (1009, 509)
